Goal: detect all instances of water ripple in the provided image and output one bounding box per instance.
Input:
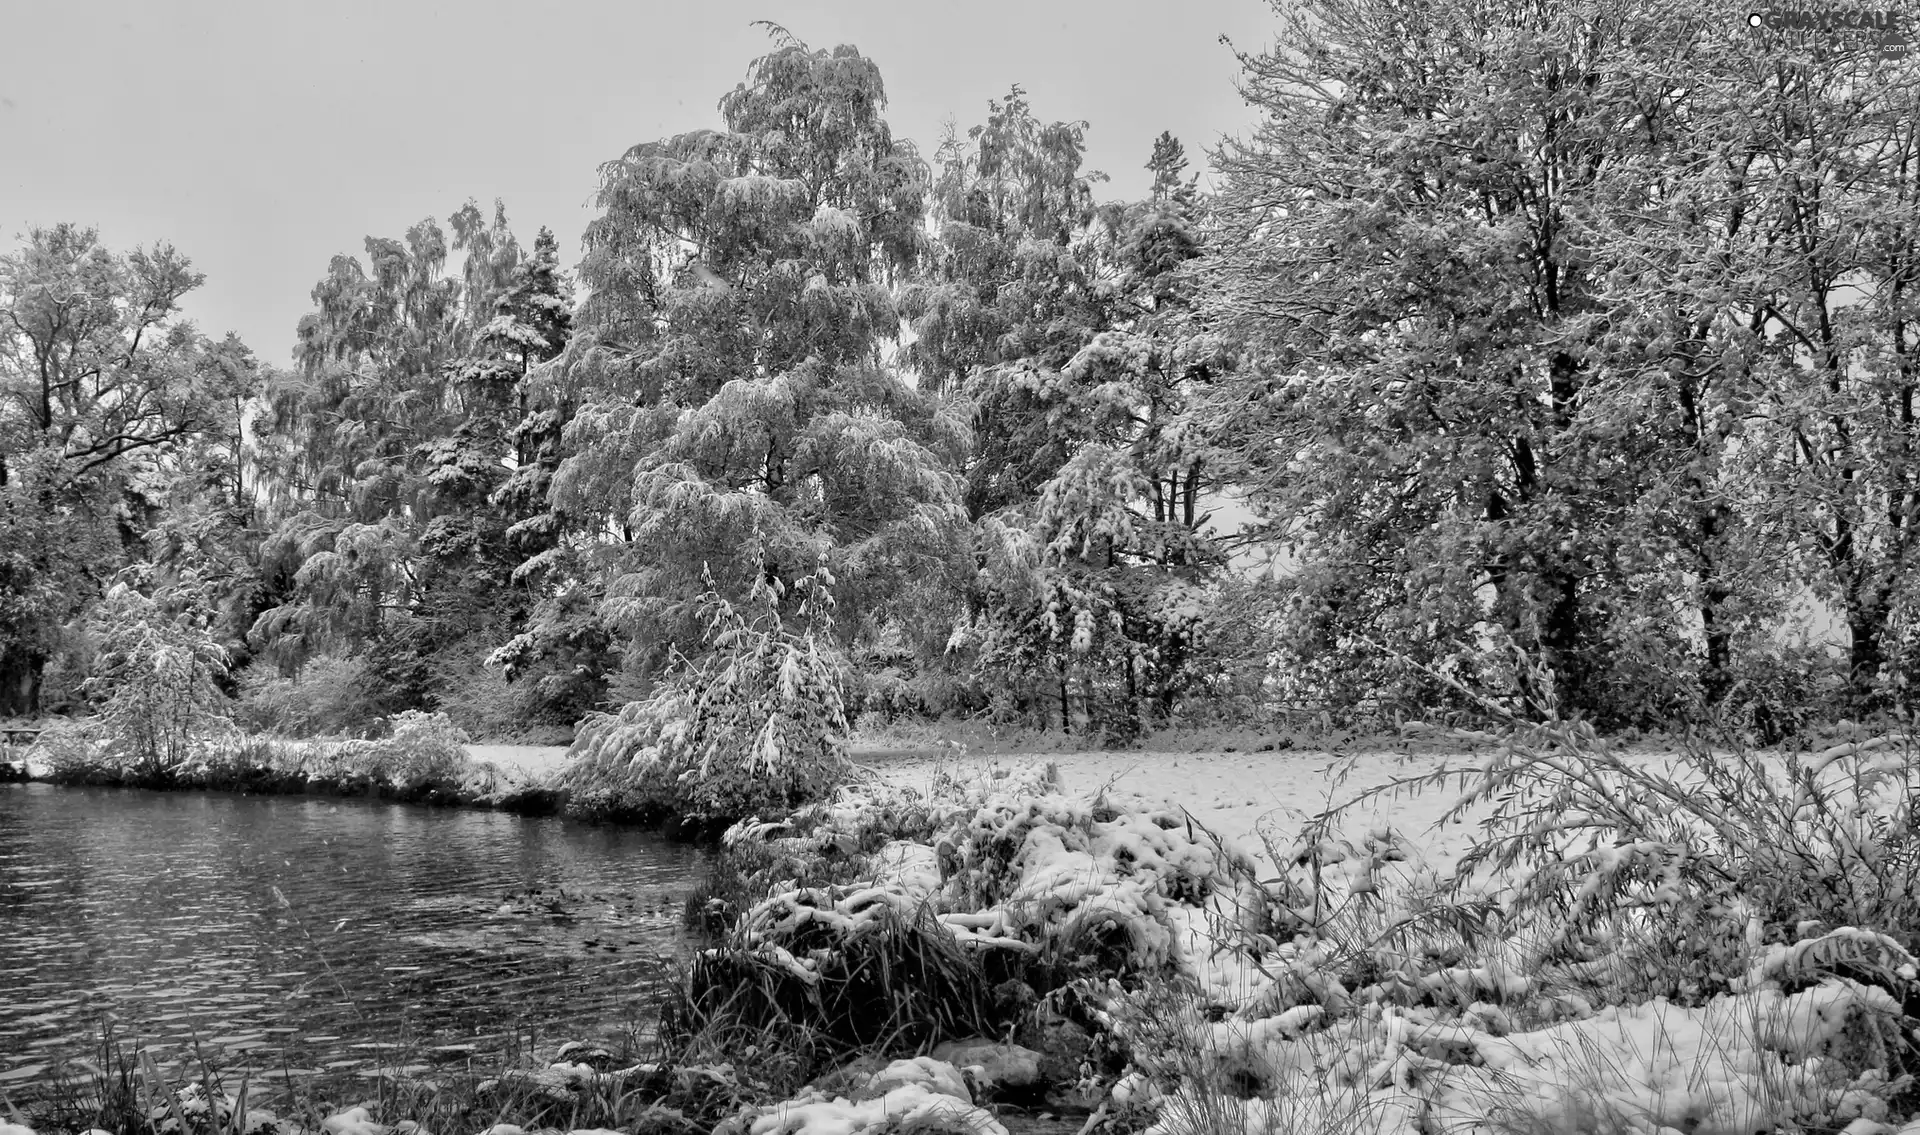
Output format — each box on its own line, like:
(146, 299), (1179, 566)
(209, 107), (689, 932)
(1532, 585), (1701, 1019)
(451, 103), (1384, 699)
(0, 784), (710, 1095)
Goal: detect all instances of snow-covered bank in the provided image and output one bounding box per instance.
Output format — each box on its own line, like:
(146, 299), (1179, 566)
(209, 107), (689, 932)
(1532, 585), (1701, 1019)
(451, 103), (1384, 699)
(700, 729), (1920, 1135)
(868, 747), (1493, 873)
(459, 742), (1484, 853)
(3, 728), (564, 814)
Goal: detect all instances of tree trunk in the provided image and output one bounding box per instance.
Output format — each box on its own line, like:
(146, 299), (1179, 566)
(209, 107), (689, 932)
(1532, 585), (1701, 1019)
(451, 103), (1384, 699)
(1124, 651), (1139, 730)
(1538, 567), (1582, 717)
(1690, 494), (1735, 709)
(1484, 491), (1529, 713)
(1847, 603), (1889, 714)
(1698, 576), (1733, 707)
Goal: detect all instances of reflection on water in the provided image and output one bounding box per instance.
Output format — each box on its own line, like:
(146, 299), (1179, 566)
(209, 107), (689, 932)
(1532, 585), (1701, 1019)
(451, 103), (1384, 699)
(0, 784), (709, 1092)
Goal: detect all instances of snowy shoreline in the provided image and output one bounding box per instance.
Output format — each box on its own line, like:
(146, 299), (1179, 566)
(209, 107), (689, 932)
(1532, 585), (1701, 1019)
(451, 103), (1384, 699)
(0, 735), (1739, 873)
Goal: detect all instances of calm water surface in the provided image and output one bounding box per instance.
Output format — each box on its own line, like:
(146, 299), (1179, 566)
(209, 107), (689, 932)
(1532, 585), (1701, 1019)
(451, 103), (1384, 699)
(0, 785), (710, 1093)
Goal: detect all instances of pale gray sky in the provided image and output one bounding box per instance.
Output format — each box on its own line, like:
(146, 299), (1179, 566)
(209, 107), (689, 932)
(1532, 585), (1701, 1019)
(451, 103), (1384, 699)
(0, 1), (1278, 365)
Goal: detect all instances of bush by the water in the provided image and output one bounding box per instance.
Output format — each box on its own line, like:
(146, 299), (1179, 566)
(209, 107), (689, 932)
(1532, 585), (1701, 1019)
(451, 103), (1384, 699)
(72, 578), (237, 781)
(562, 567), (855, 830)
(232, 651), (385, 739)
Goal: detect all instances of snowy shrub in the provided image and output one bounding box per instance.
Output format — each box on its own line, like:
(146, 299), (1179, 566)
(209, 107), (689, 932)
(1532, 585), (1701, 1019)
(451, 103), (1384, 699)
(430, 650), (568, 741)
(187, 731), (287, 783)
(376, 709), (473, 792)
(26, 717), (111, 781)
(700, 763), (1268, 1086)
(564, 565), (855, 827)
(77, 578), (236, 780)
(234, 651), (382, 738)
(655, 765), (1198, 1098)
(264, 711), (480, 797)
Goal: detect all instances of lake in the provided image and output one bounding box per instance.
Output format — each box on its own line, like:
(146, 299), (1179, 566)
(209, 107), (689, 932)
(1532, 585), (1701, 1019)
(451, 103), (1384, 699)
(0, 784), (710, 1095)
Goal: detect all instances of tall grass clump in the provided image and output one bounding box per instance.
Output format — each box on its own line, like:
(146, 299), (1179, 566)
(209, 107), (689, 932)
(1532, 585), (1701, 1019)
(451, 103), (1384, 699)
(652, 760), (1274, 1129)
(562, 563), (855, 832)
(1317, 717), (1920, 1011)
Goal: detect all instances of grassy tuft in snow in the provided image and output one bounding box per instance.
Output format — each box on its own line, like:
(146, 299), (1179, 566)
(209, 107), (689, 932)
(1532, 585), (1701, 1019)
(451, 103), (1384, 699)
(1304, 718), (1920, 1007)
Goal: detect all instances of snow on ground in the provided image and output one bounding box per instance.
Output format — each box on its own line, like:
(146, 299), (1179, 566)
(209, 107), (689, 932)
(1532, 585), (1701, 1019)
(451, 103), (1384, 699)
(866, 747), (1493, 873)
(845, 736), (1914, 877)
(465, 743), (573, 780)
(459, 739), (1722, 871)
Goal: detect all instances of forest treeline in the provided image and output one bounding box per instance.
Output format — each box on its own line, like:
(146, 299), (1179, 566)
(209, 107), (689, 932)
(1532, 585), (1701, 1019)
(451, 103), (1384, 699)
(3, 0), (1918, 742)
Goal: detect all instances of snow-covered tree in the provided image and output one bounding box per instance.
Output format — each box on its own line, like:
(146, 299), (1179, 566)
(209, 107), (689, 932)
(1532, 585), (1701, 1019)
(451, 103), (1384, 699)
(0, 226), (256, 715)
(900, 85), (1110, 521)
(949, 136), (1243, 736)
(536, 29), (971, 691)
(251, 202), (580, 722)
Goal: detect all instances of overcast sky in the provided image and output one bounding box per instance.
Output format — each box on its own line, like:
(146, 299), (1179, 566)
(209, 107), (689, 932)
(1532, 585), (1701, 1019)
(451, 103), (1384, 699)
(0, 1), (1279, 366)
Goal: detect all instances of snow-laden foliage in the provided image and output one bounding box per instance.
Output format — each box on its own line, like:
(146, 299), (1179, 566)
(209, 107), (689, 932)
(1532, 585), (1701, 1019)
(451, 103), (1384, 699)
(732, 773), (1254, 974)
(922, 124), (1244, 738)
(0, 226), (257, 718)
(563, 563), (855, 827)
(249, 201), (578, 725)
(545, 31), (971, 695)
(678, 759), (1265, 1073)
(1206, 0), (1920, 724)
